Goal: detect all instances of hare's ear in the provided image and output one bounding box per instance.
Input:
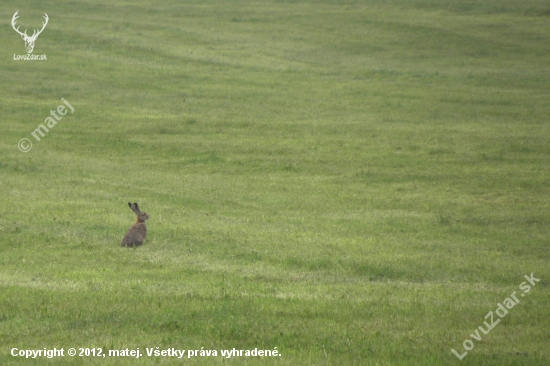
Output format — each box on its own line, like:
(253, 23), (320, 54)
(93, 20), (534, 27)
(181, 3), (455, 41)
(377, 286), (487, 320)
(134, 203), (141, 213)
(128, 202), (138, 213)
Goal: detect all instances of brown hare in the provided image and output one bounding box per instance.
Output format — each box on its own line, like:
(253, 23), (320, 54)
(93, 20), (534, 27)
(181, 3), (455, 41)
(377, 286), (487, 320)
(121, 202), (149, 247)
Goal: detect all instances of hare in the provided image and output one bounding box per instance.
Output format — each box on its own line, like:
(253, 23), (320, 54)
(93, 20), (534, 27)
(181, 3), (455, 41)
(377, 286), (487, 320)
(121, 202), (149, 247)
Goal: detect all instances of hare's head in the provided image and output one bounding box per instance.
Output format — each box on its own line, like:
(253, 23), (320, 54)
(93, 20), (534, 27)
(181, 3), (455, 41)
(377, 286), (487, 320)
(128, 202), (149, 222)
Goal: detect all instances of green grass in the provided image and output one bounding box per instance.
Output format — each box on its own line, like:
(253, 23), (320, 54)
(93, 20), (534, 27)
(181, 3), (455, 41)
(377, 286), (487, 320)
(1, 0), (549, 364)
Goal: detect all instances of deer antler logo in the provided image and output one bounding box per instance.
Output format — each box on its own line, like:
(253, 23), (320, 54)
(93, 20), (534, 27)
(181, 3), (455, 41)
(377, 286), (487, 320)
(11, 11), (49, 54)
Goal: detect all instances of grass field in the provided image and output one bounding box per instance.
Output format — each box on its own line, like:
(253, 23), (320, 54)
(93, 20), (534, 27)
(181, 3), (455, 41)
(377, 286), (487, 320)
(1, 0), (549, 364)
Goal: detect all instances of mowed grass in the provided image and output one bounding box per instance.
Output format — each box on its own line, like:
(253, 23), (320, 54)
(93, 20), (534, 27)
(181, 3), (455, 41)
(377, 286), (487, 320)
(1, 0), (549, 364)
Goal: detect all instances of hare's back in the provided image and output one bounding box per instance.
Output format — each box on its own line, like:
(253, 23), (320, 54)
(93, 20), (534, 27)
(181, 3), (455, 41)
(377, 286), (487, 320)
(121, 223), (147, 247)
